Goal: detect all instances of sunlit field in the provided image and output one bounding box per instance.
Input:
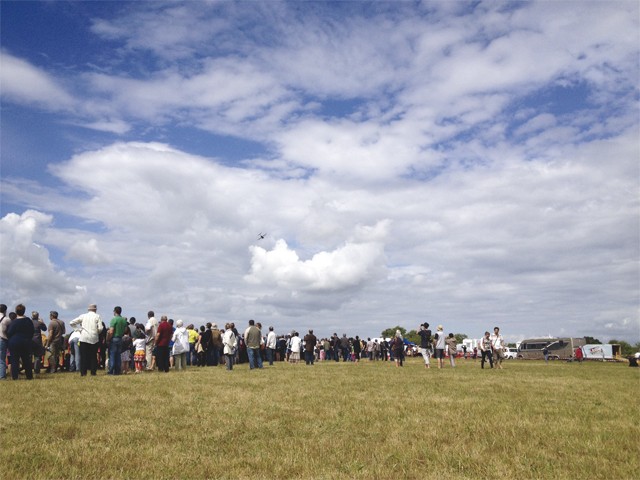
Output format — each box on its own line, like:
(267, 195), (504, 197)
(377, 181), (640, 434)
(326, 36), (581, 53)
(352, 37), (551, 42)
(1, 358), (638, 479)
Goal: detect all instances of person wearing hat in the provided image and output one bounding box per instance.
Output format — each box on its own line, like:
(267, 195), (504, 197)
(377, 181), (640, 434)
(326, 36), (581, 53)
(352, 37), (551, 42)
(434, 325), (446, 369)
(418, 323), (432, 369)
(69, 304), (103, 376)
(210, 322), (223, 366)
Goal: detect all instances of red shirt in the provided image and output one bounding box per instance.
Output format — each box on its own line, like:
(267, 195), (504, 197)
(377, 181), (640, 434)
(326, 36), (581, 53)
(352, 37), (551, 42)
(156, 321), (173, 347)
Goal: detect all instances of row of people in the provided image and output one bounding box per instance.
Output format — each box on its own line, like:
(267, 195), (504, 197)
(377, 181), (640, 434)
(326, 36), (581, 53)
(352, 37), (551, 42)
(1, 302), (506, 380)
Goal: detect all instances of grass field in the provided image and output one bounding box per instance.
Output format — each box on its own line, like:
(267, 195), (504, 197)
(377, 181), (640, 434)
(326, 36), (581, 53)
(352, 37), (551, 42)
(1, 358), (638, 479)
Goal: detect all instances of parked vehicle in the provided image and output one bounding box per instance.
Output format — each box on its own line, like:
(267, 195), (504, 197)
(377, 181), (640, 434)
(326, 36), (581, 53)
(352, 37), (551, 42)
(503, 347), (518, 359)
(582, 344), (621, 361)
(517, 337), (586, 360)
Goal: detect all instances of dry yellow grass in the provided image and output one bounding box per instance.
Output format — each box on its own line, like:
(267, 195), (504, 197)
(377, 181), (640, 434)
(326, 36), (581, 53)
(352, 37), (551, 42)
(0, 358), (638, 479)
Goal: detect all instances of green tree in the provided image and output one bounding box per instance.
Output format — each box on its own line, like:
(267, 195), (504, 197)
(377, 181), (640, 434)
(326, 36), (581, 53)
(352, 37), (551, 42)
(381, 326), (406, 339)
(585, 336), (601, 344)
(405, 329), (420, 344)
(454, 333), (468, 344)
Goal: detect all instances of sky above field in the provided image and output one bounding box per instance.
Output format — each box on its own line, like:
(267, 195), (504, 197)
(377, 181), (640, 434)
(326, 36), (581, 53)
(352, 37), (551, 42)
(1, 1), (638, 342)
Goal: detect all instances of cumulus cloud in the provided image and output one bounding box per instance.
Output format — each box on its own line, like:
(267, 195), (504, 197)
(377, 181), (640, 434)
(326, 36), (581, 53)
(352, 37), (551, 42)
(245, 228), (387, 294)
(0, 211), (87, 310)
(0, 1), (637, 341)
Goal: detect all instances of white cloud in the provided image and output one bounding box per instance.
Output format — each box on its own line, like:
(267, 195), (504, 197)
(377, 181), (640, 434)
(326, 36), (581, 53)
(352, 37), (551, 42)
(0, 50), (75, 109)
(0, 210), (87, 310)
(245, 224), (387, 293)
(1, 1), (638, 342)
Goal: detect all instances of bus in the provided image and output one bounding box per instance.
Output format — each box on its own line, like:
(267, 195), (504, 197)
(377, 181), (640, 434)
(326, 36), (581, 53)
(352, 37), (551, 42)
(517, 337), (586, 360)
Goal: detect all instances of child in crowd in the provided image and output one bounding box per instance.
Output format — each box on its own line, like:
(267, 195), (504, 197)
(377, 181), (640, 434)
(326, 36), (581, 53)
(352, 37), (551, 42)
(121, 328), (132, 374)
(133, 326), (146, 374)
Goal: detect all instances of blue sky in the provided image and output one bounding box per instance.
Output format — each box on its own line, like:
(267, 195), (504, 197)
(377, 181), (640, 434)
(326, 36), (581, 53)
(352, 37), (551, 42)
(1, 1), (638, 343)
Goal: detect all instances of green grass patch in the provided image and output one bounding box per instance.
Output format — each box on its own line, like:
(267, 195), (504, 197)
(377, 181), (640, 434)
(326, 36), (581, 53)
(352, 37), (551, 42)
(1, 359), (638, 479)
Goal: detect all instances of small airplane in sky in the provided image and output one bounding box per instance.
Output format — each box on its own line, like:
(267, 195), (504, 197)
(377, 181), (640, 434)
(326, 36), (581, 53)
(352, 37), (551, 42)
(257, 232), (267, 240)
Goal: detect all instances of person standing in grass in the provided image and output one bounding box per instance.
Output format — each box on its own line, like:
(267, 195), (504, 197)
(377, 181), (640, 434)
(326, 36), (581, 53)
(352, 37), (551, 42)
(0, 304), (11, 380)
(46, 311), (65, 373)
(480, 331), (493, 369)
(222, 323), (237, 370)
(31, 311), (46, 374)
(266, 326), (277, 365)
(155, 316), (173, 372)
(289, 331), (302, 364)
(392, 330), (404, 367)
(171, 320), (189, 371)
(186, 324), (198, 366)
(445, 333), (457, 368)
(107, 306), (127, 375)
(133, 327), (146, 373)
(418, 323), (432, 369)
(7, 304), (35, 380)
(70, 304), (102, 376)
(434, 325), (446, 369)
(144, 311), (157, 370)
(303, 329), (317, 365)
(574, 346), (584, 364)
(491, 327), (504, 370)
(244, 319), (263, 369)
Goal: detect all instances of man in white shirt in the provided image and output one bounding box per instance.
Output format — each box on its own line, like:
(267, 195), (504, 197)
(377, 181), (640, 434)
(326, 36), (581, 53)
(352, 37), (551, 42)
(491, 326), (504, 370)
(69, 304), (102, 376)
(266, 326), (277, 366)
(144, 311), (157, 370)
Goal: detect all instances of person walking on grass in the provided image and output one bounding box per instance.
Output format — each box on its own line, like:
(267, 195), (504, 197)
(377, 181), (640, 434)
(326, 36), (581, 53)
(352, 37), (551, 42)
(392, 330), (404, 367)
(434, 325), (446, 369)
(7, 304), (34, 380)
(222, 323), (237, 371)
(480, 331), (493, 369)
(70, 304), (102, 376)
(418, 323), (432, 369)
(445, 333), (457, 368)
(491, 326), (504, 370)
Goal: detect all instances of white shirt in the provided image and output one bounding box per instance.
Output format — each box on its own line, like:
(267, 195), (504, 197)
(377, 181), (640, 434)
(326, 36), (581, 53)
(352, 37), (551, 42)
(172, 327), (190, 355)
(145, 316), (158, 343)
(0, 314), (11, 340)
(491, 333), (503, 349)
(133, 337), (146, 352)
(266, 330), (277, 349)
(289, 336), (302, 353)
(69, 311), (102, 344)
(435, 330), (445, 349)
(222, 329), (236, 354)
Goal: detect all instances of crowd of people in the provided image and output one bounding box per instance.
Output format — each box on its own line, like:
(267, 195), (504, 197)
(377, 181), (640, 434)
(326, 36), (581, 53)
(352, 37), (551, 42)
(0, 303), (507, 380)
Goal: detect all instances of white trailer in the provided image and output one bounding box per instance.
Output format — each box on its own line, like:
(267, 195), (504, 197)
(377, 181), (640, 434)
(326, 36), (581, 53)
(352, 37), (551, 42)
(582, 344), (621, 361)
